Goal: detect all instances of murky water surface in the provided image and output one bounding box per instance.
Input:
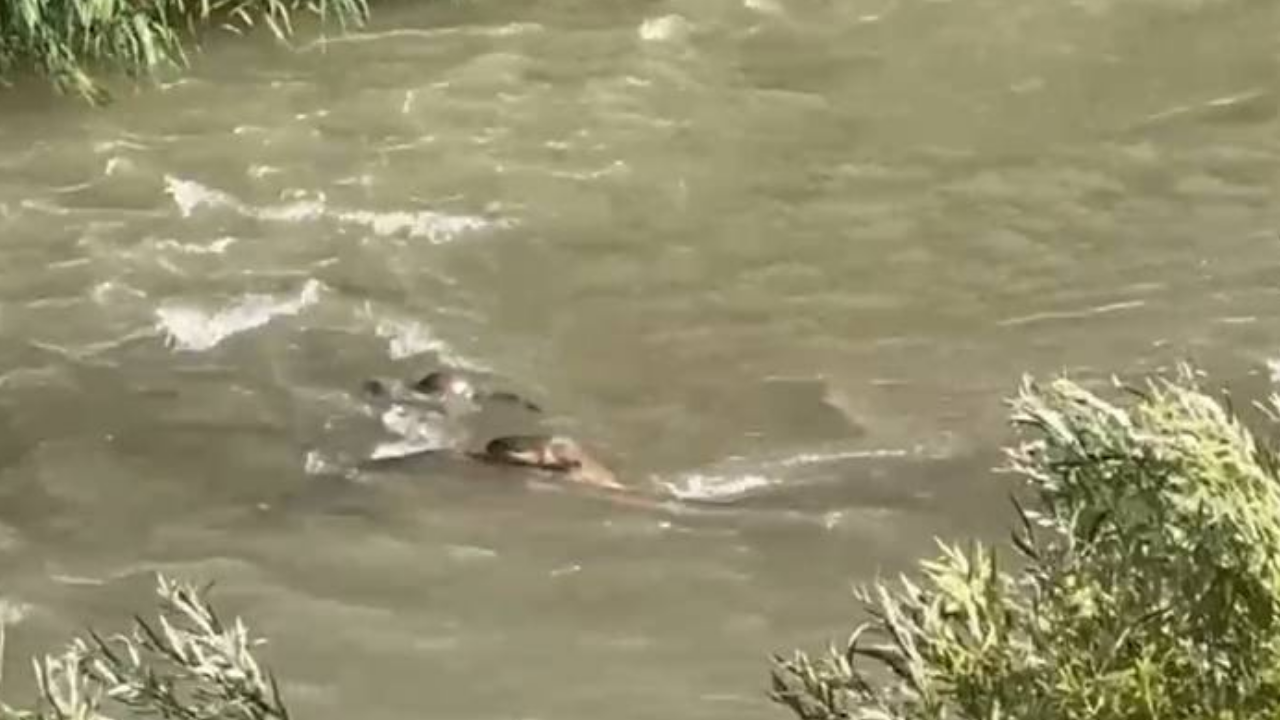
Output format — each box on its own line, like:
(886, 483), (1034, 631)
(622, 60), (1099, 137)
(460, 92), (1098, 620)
(1, 0), (1278, 717)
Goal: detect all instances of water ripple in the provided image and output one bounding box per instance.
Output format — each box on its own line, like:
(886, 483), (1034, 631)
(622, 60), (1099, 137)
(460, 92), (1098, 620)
(996, 299), (1147, 328)
(156, 278), (323, 352)
(164, 175), (507, 243)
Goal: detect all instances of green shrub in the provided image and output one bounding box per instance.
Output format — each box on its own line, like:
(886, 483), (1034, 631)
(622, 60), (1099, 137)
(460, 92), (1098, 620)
(0, 575), (289, 720)
(0, 0), (368, 103)
(770, 365), (1280, 720)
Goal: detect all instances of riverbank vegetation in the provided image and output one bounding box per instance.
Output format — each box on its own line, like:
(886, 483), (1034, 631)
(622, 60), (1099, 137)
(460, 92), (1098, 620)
(771, 364), (1280, 720)
(3, 366), (1277, 720)
(0, 575), (289, 720)
(0, 0), (368, 103)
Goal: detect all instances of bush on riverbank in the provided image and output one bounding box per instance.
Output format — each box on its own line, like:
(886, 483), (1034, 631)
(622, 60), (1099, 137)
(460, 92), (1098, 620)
(770, 364), (1280, 720)
(0, 575), (289, 720)
(0, 0), (367, 103)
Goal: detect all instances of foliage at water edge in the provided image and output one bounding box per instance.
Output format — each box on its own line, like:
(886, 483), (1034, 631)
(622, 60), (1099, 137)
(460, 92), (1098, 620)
(0, 0), (368, 103)
(0, 575), (290, 720)
(770, 365), (1280, 720)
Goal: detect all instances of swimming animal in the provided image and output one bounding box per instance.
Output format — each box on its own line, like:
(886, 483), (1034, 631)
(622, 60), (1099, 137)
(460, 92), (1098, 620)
(362, 370), (542, 413)
(361, 433), (622, 491)
(468, 434), (623, 490)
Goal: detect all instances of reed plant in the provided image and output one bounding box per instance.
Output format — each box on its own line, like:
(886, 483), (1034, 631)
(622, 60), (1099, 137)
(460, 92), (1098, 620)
(0, 575), (289, 720)
(771, 365), (1280, 720)
(0, 0), (368, 103)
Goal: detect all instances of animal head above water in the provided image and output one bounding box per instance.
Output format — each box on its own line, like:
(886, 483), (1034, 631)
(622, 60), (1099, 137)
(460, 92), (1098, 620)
(413, 371), (542, 412)
(413, 371), (477, 400)
(362, 379), (390, 398)
(484, 390), (543, 413)
(483, 435), (584, 471)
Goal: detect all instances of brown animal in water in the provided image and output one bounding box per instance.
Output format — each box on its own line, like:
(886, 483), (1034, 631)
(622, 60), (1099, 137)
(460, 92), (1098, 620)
(360, 433), (623, 492)
(413, 371), (542, 412)
(469, 435), (622, 490)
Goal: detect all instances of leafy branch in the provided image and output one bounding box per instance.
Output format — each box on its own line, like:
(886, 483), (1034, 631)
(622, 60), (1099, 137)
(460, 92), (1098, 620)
(1, 576), (289, 720)
(771, 364), (1280, 720)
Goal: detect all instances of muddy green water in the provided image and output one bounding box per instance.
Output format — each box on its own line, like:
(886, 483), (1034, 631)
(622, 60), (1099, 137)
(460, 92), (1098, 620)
(0, 0), (1278, 718)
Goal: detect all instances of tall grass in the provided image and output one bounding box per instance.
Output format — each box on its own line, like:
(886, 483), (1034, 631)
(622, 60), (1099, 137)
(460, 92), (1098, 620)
(0, 0), (369, 103)
(771, 365), (1280, 720)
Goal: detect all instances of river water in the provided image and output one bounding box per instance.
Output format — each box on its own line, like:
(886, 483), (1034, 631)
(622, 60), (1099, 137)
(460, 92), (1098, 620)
(0, 0), (1277, 717)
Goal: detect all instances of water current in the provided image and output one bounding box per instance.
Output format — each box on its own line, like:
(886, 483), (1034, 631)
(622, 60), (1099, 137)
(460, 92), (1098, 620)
(0, 0), (1277, 718)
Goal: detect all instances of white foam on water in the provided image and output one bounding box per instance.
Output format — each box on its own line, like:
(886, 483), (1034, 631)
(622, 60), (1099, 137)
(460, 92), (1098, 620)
(165, 176), (241, 217)
(660, 473), (776, 501)
(155, 278), (322, 352)
(93, 138), (149, 153)
(369, 403), (474, 462)
(163, 175), (503, 244)
(639, 14), (691, 42)
(300, 23), (543, 52)
(369, 439), (446, 460)
(372, 316), (489, 370)
(302, 449), (362, 480)
(91, 280), (148, 304)
(445, 544), (499, 562)
(153, 236), (239, 255)
(657, 444), (930, 503)
(103, 156), (134, 176)
(379, 404), (452, 442)
(304, 449), (337, 476)
(257, 198), (327, 223)
(336, 208), (498, 243)
(772, 446), (913, 467)
(743, 0), (786, 15)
